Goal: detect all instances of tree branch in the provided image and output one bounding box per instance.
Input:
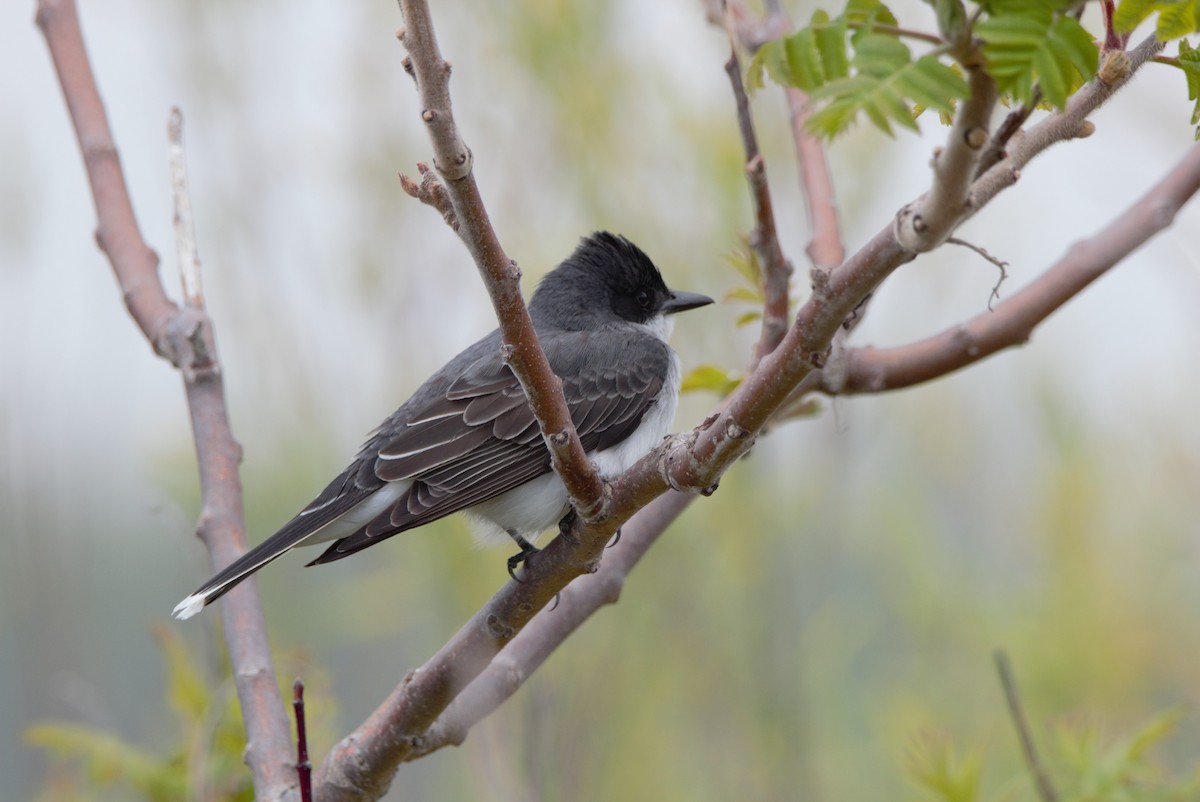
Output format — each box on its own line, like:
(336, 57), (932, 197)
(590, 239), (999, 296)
(315, 33), (1172, 793)
(290, 9), (1174, 798)
(322, 6), (834, 773)
(723, 37), (794, 361)
(819, 141), (1200, 395)
(294, 679), (313, 802)
(995, 651), (1059, 802)
(408, 491), (696, 758)
(968, 35), (1164, 217)
(718, 0), (851, 356)
(786, 87), (845, 273)
(805, 34), (1167, 403)
(395, 0), (604, 519)
(43, 0), (1185, 798)
(36, 3), (295, 800)
(631, 34), (1168, 502)
(895, 62), (998, 252)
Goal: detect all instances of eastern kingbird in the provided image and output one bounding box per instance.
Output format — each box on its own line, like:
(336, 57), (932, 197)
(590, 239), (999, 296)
(173, 232), (712, 619)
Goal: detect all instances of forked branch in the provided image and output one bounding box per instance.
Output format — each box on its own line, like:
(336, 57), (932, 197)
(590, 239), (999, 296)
(820, 142), (1200, 395)
(315, 18), (1175, 800)
(36, 2), (296, 799)
(722, 30), (793, 361)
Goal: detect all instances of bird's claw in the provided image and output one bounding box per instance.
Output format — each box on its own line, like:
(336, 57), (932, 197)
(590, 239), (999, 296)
(506, 534), (540, 582)
(557, 509), (579, 545)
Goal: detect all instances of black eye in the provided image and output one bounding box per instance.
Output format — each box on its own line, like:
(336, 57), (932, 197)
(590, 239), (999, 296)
(636, 289), (652, 309)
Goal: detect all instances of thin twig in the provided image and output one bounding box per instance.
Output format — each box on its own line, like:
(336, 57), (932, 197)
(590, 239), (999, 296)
(36, 4), (295, 799)
(169, 109), (204, 310)
(722, 36), (793, 361)
(294, 679), (313, 802)
(752, 0), (855, 381)
(994, 651), (1059, 802)
(945, 236), (1009, 309)
(821, 141), (1200, 394)
(975, 89), (1040, 180)
(786, 88), (845, 273)
(749, 3), (849, 347)
(399, 162), (456, 230)
(1100, 0), (1127, 51)
(396, 0), (604, 520)
(849, 21), (945, 45)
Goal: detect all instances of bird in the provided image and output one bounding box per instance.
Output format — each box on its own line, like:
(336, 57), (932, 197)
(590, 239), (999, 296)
(172, 232), (713, 619)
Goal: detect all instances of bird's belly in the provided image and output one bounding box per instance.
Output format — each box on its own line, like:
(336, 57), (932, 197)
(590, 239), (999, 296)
(466, 351), (680, 547)
(466, 472), (570, 546)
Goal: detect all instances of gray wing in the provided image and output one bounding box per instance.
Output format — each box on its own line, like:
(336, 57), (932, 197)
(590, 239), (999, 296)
(309, 329), (671, 563)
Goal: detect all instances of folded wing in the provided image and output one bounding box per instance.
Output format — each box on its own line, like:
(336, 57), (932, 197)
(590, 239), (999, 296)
(310, 329), (670, 562)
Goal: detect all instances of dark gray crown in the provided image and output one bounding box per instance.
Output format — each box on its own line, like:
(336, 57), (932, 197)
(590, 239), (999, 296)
(529, 232), (671, 329)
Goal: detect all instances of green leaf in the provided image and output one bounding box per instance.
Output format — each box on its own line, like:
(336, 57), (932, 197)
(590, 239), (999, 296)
(845, 0), (899, 28)
(153, 623), (210, 727)
(744, 2), (965, 138)
(735, 310), (763, 327)
(722, 240), (762, 288)
(747, 38), (789, 92)
(1053, 710), (1188, 800)
(26, 723), (188, 802)
(1159, 0), (1200, 38)
(681, 365), (742, 396)
(914, 65), (964, 122)
(978, 10), (1099, 107)
(1114, 0), (1162, 31)
(748, 10), (850, 93)
(1179, 39), (1200, 124)
(924, 0), (968, 41)
(1117, 710), (1183, 763)
(809, 35), (970, 136)
(725, 286), (765, 304)
(789, 11), (851, 91)
(1114, 0), (1200, 37)
(905, 732), (986, 802)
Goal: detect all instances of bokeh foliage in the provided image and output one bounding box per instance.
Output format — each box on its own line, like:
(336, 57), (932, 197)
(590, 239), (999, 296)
(11, 0), (1200, 800)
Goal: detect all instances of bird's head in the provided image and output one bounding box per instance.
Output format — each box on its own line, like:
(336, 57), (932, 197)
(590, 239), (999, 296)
(530, 232), (713, 331)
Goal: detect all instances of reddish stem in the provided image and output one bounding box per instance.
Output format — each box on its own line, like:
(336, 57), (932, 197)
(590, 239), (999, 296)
(294, 679), (312, 802)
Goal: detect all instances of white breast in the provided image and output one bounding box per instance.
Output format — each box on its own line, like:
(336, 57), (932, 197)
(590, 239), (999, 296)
(590, 313), (680, 479)
(469, 314), (682, 545)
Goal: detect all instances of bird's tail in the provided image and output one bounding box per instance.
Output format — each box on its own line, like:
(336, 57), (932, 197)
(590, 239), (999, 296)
(171, 532), (298, 619)
(172, 480), (405, 619)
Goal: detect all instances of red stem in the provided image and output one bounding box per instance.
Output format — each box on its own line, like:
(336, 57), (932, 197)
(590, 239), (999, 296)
(294, 679), (313, 802)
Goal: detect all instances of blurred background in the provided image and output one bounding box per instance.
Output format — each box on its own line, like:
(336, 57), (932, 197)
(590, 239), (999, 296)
(4, 0), (1200, 799)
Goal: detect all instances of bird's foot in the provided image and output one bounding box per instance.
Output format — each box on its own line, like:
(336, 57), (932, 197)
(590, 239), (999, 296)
(506, 533), (540, 582)
(556, 509), (579, 544)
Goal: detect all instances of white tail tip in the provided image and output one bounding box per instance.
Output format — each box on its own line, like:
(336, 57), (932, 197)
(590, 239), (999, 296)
(172, 593), (208, 620)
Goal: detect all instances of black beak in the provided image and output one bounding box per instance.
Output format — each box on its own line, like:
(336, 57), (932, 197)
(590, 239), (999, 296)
(662, 289), (714, 315)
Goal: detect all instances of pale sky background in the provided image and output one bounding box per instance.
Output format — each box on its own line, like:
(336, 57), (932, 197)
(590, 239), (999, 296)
(3, 1), (1200, 800)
